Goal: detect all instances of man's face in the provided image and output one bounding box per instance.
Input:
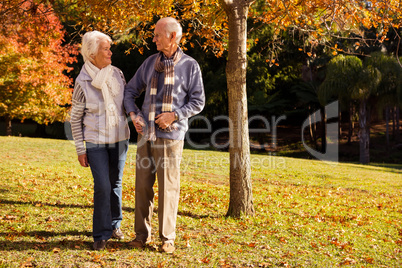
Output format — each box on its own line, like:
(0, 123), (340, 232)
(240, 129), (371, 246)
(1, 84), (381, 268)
(153, 22), (174, 55)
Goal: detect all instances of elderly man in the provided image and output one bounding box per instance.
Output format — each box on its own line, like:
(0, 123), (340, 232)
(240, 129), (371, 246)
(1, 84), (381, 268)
(124, 17), (205, 253)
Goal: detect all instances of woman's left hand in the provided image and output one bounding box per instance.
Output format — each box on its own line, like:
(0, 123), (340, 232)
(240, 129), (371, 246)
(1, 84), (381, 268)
(78, 154), (89, 167)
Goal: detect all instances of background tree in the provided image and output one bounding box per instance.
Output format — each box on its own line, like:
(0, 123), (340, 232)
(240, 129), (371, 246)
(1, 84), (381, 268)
(318, 53), (402, 164)
(368, 52), (402, 149)
(0, 0), (78, 135)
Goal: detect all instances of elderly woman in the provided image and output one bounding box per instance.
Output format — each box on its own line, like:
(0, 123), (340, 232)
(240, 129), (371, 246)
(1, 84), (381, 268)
(70, 31), (130, 251)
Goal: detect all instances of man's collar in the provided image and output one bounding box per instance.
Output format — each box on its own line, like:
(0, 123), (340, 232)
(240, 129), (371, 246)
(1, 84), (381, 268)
(162, 46), (180, 59)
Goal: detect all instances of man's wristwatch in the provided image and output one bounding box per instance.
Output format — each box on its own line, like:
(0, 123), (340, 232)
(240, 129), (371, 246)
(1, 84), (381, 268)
(174, 112), (179, 121)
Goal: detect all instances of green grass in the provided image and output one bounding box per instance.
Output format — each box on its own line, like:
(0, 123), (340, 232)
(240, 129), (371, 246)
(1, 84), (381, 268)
(0, 136), (401, 267)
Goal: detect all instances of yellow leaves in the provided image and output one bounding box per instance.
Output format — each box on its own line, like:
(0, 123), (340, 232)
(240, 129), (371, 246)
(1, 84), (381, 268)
(193, 1), (201, 13)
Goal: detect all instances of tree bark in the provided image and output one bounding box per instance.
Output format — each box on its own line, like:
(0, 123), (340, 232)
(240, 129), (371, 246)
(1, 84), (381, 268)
(396, 107), (400, 143)
(392, 106), (396, 140)
(221, 0), (255, 217)
(385, 107), (390, 150)
(320, 107), (327, 153)
(5, 114), (12, 136)
(359, 98), (370, 164)
(348, 102), (354, 144)
(338, 108), (342, 140)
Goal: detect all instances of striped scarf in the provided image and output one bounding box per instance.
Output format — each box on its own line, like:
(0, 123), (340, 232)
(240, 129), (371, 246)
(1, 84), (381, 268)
(147, 48), (183, 141)
(84, 61), (121, 130)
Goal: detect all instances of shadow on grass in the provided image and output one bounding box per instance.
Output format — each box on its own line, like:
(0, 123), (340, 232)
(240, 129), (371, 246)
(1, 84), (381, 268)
(178, 210), (221, 219)
(0, 199), (136, 214)
(0, 230), (92, 239)
(0, 199), (93, 209)
(0, 239), (138, 252)
(346, 163), (402, 174)
(0, 199), (219, 220)
(1, 200), (216, 219)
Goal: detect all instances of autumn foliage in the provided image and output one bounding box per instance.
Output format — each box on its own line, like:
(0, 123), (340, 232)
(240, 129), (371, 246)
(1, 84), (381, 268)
(0, 0), (78, 135)
(54, 0), (402, 59)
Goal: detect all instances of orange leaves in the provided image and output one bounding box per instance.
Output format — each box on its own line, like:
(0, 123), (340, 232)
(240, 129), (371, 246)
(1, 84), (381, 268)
(330, 43), (344, 56)
(0, 0), (78, 125)
(200, 256), (210, 264)
(339, 257), (356, 266)
(91, 252), (106, 266)
(20, 257), (35, 268)
(265, 58), (279, 67)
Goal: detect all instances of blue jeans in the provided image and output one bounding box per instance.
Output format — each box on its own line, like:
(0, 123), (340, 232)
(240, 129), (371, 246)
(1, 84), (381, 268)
(86, 140), (128, 241)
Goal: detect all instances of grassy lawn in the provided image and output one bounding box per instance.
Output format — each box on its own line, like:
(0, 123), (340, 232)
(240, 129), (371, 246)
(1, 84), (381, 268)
(0, 136), (401, 267)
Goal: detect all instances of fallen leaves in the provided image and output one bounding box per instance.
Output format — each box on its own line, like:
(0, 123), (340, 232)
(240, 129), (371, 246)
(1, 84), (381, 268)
(1, 137), (401, 267)
(339, 257), (356, 266)
(2, 215), (18, 221)
(20, 257), (35, 268)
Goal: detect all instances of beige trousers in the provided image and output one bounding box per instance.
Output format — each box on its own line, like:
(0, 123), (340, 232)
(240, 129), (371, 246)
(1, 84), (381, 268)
(134, 135), (184, 245)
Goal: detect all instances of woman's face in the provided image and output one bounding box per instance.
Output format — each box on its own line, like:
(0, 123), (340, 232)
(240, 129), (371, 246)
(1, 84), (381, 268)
(92, 40), (112, 69)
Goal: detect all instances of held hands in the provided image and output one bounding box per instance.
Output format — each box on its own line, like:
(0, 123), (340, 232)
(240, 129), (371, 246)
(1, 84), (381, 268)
(129, 111), (176, 133)
(130, 112), (146, 134)
(155, 112), (176, 130)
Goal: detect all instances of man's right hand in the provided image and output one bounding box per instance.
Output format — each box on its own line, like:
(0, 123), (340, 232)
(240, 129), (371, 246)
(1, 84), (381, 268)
(130, 112), (146, 134)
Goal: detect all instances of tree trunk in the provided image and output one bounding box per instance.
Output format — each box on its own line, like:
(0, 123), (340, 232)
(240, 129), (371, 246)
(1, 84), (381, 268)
(385, 107), (390, 150)
(308, 106), (317, 148)
(359, 98), (370, 164)
(338, 108), (342, 140)
(221, 0), (255, 217)
(348, 102), (354, 144)
(392, 106), (396, 140)
(396, 107), (400, 143)
(5, 114), (12, 136)
(320, 107), (327, 153)
(312, 110), (317, 148)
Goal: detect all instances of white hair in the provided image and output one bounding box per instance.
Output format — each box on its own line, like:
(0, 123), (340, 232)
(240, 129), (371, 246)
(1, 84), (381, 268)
(80, 31), (112, 62)
(157, 17), (182, 45)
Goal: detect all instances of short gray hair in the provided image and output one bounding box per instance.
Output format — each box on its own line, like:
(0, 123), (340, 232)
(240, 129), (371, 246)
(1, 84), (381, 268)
(158, 17), (182, 45)
(80, 31), (112, 62)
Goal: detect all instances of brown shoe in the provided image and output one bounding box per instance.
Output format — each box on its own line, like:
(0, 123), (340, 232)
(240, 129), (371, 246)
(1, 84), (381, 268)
(128, 239), (146, 249)
(112, 228), (124, 240)
(93, 240), (107, 251)
(161, 242), (175, 253)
